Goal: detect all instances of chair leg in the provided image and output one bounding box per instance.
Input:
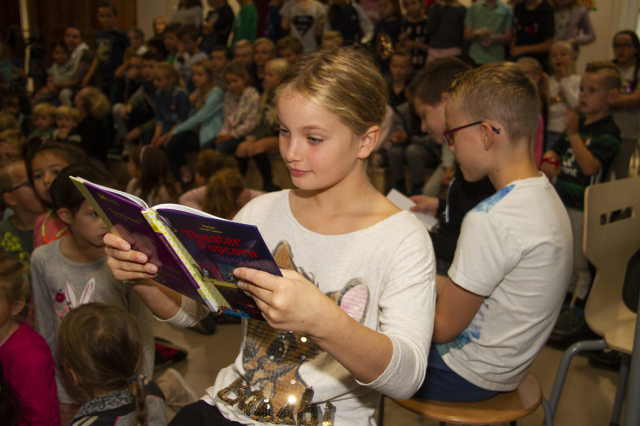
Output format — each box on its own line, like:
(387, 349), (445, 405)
(610, 353), (631, 426)
(547, 339), (607, 419)
(541, 397), (554, 426)
(378, 395), (385, 426)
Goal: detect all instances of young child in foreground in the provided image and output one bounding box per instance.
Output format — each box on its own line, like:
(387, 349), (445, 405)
(542, 62), (621, 340)
(59, 303), (166, 426)
(415, 62), (572, 402)
(103, 47), (436, 425)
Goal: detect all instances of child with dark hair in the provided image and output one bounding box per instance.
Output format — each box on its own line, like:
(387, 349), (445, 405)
(388, 49), (412, 108)
(174, 24), (209, 92)
(82, 1), (130, 105)
(126, 145), (178, 206)
(34, 41), (74, 105)
(0, 253), (59, 426)
(201, 0), (235, 52)
(210, 45), (232, 89)
(163, 23), (182, 64)
(31, 160), (155, 424)
(276, 36), (304, 65)
(59, 303), (166, 426)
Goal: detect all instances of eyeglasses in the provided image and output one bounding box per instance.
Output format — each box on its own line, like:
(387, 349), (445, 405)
(441, 121), (500, 146)
(7, 182), (29, 192)
(613, 43), (634, 49)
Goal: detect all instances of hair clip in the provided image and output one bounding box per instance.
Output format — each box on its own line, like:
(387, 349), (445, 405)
(125, 375), (139, 384)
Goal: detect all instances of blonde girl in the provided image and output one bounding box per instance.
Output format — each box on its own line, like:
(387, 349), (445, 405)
(52, 105), (81, 143)
(159, 60), (224, 183)
(29, 103), (57, 139)
(517, 57), (548, 167)
(0, 253), (59, 426)
(236, 57), (288, 191)
(150, 63), (189, 149)
(547, 41), (581, 151)
(103, 47), (435, 425)
(59, 303), (166, 426)
(250, 38), (276, 93)
(74, 87), (111, 161)
(126, 145), (178, 206)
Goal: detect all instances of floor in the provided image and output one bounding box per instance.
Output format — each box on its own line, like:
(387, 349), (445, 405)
(105, 157), (628, 425)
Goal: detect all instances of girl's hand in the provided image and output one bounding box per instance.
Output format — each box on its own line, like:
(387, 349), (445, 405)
(234, 268), (338, 337)
(104, 233), (159, 282)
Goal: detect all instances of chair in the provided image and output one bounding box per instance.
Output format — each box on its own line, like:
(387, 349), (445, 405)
(548, 177), (640, 426)
(378, 373), (553, 426)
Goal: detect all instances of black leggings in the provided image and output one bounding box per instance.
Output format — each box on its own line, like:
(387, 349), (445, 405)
(169, 400), (243, 426)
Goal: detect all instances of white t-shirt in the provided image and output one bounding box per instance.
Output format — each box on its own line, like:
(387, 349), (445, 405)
(168, 190), (436, 425)
(547, 74), (581, 133)
(439, 175), (572, 392)
(280, 0), (325, 54)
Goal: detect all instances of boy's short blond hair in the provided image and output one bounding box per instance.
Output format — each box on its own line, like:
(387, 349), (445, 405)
(0, 129), (25, 152)
(55, 105), (80, 122)
(32, 103), (57, 119)
(449, 62), (539, 145)
(585, 61), (622, 91)
(234, 39), (252, 52)
(253, 38), (276, 57)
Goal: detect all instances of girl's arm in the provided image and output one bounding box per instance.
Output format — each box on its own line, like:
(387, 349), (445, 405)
(173, 89), (223, 136)
(610, 87), (640, 109)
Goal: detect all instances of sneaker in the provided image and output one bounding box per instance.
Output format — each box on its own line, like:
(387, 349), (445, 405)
(155, 367), (198, 410)
(154, 337), (188, 371)
(552, 306), (584, 336)
(589, 349), (622, 371)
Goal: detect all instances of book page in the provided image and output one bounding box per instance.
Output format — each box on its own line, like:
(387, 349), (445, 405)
(386, 189), (439, 231)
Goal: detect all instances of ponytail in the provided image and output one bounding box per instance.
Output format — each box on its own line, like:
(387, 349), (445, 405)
(128, 377), (148, 426)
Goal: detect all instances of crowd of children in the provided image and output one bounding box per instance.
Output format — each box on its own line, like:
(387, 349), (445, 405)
(1, 0), (639, 424)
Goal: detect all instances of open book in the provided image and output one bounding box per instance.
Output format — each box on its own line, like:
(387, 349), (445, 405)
(71, 177), (281, 321)
(386, 189), (438, 231)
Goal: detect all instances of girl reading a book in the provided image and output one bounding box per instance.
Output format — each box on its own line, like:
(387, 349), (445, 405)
(103, 47), (436, 426)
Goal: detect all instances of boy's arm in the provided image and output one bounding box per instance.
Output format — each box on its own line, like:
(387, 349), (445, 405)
(82, 57), (99, 86)
(511, 37), (554, 57)
(563, 110), (602, 176)
(433, 276), (484, 343)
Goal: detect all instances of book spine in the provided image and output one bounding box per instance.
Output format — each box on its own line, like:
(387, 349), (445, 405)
(142, 209), (229, 313)
(70, 178), (119, 237)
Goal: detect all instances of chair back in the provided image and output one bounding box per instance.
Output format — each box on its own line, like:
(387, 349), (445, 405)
(584, 177), (640, 354)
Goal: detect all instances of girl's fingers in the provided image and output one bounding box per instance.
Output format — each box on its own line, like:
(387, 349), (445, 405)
(104, 233), (131, 251)
(234, 267), (281, 291)
(104, 245), (150, 265)
(106, 257), (157, 280)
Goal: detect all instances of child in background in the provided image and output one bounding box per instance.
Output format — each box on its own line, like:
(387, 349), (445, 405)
(511, 0), (555, 72)
(322, 31), (344, 49)
(280, 0), (325, 54)
(276, 36), (304, 65)
(0, 95), (27, 136)
(59, 303), (166, 426)
(325, 0), (374, 46)
(210, 45), (232, 89)
(264, 0), (285, 42)
(171, 0), (204, 27)
(74, 87), (110, 162)
(174, 24), (209, 93)
(150, 63), (190, 147)
(120, 55), (145, 104)
(32, 160), (155, 425)
(127, 28), (149, 56)
(0, 254), (59, 426)
(371, 0), (402, 79)
(35, 41), (74, 105)
(163, 23), (182, 64)
(153, 17), (168, 37)
(542, 62), (621, 341)
(400, 0), (428, 69)
(214, 63), (260, 154)
(426, 0), (466, 62)
(0, 159), (45, 266)
(52, 106), (81, 144)
(232, 39), (254, 69)
(231, 0), (258, 48)
(547, 41), (580, 151)
(202, 168), (249, 219)
(160, 60), (224, 183)
(201, 0), (235, 53)
(126, 145), (179, 206)
(463, 0), (513, 66)
(610, 30), (640, 179)
(236, 57), (288, 191)
(0, 40), (26, 92)
(250, 38), (276, 93)
(551, 0), (595, 57)
(517, 57), (548, 167)
(82, 1), (129, 105)
(23, 139), (85, 250)
(178, 149), (240, 209)
(103, 46), (435, 426)
(388, 49), (412, 108)
(29, 103), (57, 139)
(0, 129), (23, 161)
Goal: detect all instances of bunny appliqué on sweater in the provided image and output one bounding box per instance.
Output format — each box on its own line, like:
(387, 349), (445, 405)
(52, 278), (95, 320)
(217, 241), (370, 425)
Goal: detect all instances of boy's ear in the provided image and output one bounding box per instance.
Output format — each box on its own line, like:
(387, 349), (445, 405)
(358, 126), (381, 159)
(2, 191), (18, 208)
(9, 297), (25, 317)
(479, 122), (497, 150)
(56, 207), (73, 225)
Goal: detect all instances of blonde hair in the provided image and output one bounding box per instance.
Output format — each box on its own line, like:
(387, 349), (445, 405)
(55, 105), (80, 122)
(196, 149), (237, 180)
(77, 88), (110, 119)
(517, 57), (549, 115)
(274, 47), (387, 136)
(0, 113), (17, 131)
(585, 61), (622, 91)
(202, 168), (245, 218)
(253, 38), (276, 58)
(0, 129), (25, 152)
(449, 61), (540, 145)
(32, 103), (57, 119)
(550, 40), (575, 61)
(58, 303), (147, 426)
(155, 62), (185, 89)
(0, 253), (28, 307)
(260, 58), (289, 119)
(322, 31), (343, 44)
(234, 39), (252, 53)
(191, 60), (216, 110)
